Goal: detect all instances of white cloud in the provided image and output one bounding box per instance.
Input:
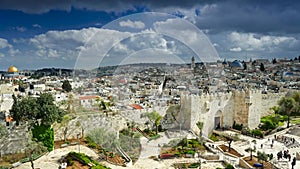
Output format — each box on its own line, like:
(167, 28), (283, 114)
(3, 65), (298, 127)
(0, 38), (19, 56)
(32, 24), (41, 28)
(119, 19), (145, 29)
(230, 47), (242, 52)
(15, 26), (27, 32)
(29, 27), (102, 61)
(0, 38), (11, 49)
(153, 18), (219, 62)
(228, 32), (297, 51)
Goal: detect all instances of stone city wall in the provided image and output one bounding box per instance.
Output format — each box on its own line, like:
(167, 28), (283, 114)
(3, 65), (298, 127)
(180, 89), (288, 136)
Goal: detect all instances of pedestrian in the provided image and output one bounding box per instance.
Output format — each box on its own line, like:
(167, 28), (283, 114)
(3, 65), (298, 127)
(291, 157), (296, 169)
(261, 144), (263, 149)
(270, 144), (273, 149)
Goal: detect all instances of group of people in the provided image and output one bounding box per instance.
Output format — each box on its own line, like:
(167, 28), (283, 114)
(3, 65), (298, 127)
(274, 134), (297, 147)
(273, 134), (298, 168)
(277, 150), (291, 161)
(276, 150), (297, 168)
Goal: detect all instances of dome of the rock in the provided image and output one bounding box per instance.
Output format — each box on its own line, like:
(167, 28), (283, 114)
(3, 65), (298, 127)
(7, 65), (18, 73)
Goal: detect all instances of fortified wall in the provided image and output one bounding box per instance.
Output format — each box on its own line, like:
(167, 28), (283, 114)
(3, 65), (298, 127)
(179, 90), (287, 137)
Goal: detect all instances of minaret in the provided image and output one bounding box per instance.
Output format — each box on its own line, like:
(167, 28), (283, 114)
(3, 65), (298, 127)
(191, 56), (195, 70)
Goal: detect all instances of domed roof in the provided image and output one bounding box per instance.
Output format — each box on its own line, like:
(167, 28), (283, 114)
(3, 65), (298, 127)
(8, 65), (18, 73)
(230, 60), (243, 68)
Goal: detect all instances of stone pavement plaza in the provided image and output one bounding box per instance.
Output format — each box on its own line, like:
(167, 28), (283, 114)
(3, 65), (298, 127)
(14, 127), (300, 169)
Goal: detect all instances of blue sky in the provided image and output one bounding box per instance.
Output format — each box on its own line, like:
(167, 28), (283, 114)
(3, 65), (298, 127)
(0, 0), (299, 70)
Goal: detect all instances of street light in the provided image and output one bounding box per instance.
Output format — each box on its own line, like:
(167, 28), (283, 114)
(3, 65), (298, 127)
(77, 133), (81, 153)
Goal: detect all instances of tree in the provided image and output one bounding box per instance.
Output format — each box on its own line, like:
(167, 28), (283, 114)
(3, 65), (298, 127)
(10, 95), (38, 125)
(11, 93), (65, 126)
(222, 133), (239, 151)
(246, 140), (256, 160)
(62, 80), (72, 92)
(36, 93), (65, 126)
(278, 97), (296, 128)
(147, 111), (162, 135)
(25, 138), (47, 169)
(31, 125), (54, 151)
(196, 121), (204, 137)
(260, 63), (265, 71)
(291, 92), (300, 115)
(59, 115), (72, 141)
(87, 127), (119, 152)
(257, 151), (268, 163)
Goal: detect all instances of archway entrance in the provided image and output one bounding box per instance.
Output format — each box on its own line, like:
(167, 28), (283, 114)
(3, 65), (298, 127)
(214, 110), (223, 129)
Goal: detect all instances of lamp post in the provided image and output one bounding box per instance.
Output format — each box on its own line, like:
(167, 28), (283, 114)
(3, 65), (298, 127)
(77, 133), (80, 153)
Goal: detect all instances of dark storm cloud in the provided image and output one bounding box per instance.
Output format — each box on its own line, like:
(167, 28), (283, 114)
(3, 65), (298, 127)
(1, 0), (300, 34)
(195, 0), (300, 34)
(0, 0), (205, 13)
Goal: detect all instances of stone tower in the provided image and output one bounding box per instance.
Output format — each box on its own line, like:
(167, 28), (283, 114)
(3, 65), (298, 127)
(191, 56), (195, 70)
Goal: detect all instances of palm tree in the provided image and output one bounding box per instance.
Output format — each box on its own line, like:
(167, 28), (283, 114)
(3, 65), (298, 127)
(278, 97), (296, 128)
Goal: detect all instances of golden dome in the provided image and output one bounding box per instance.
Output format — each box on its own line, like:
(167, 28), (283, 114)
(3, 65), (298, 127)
(8, 65), (18, 73)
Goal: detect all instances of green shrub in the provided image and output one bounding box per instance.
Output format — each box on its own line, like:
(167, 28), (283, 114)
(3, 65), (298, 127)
(188, 163), (200, 168)
(31, 125), (54, 151)
(188, 139), (200, 148)
(68, 151), (92, 165)
(209, 134), (218, 142)
(232, 123), (243, 131)
(0, 167), (9, 169)
(225, 163), (234, 169)
(260, 119), (276, 130)
(85, 136), (98, 148)
(251, 129), (263, 138)
(174, 152), (181, 157)
(185, 150), (195, 155)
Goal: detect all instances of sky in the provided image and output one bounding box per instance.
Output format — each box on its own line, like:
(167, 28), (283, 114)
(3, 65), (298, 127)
(0, 0), (300, 70)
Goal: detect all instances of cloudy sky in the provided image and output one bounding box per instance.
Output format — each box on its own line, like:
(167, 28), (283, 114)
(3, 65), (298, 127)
(0, 0), (299, 70)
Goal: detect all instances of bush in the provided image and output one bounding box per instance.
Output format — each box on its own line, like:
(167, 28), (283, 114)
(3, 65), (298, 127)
(174, 152), (181, 157)
(251, 129), (263, 138)
(232, 123), (243, 131)
(225, 163), (234, 169)
(188, 139), (200, 148)
(209, 134), (218, 142)
(85, 136), (98, 149)
(185, 150), (195, 155)
(188, 163), (200, 168)
(260, 119), (276, 130)
(67, 152), (111, 169)
(31, 125), (54, 151)
(149, 134), (160, 141)
(0, 167), (9, 169)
